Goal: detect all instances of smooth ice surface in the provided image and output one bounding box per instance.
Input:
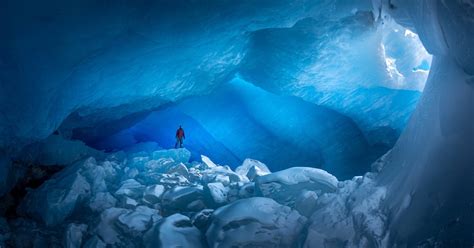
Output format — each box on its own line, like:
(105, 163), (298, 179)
(90, 78), (378, 178)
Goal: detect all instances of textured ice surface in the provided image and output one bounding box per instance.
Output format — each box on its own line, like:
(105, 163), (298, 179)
(17, 135), (104, 166)
(1, 0), (473, 246)
(206, 197), (307, 247)
(145, 214), (203, 248)
(0, 0), (330, 152)
(19, 162), (91, 226)
(256, 167), (338, 206)
(235, 158), (271, 181)
(93, 78), (377, 178)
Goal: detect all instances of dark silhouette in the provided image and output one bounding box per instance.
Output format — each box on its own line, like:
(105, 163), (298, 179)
(175, 125), (185, 148)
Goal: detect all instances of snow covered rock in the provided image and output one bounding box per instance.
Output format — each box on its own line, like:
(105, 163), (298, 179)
(152, 149), (191, 163)
(144, 214), (203, 248)
(255, 167), (338, 206)
(235, 158), (270, 181)
(64, 223), (88, 248)
(142, 184), (165, 204)
(19, 164), (91, 226)
(206, 197), (307, 247)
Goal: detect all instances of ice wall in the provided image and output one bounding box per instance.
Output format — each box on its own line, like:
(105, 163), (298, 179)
(372, 0), (474, 245)
(85, 78), (376, 178)
(0, 0), (425, 156)
(0, 0), (328, 152)
(239, 11), (431, 147)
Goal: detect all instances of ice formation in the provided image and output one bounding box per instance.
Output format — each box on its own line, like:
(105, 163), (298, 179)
(0, 147), (384, 247)
(0, 0), (472, 247)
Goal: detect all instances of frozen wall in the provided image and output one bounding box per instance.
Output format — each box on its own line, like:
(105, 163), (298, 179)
(239, 12), (431, 148)
(0, 0), (327, 152)
(372, 0), (474, 245)
(85, 78), (376, 178)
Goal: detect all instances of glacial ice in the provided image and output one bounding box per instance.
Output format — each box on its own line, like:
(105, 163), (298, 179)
(235, 158), (271, 181)
(206, 197), (307, 247)
(0, 0), (473, 246)
(3, 135), (471, 247)
(255, 167), (338, 207)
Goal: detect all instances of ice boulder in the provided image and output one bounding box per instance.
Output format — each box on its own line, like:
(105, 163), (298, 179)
(167, 163), (190, 178)
(206, 197), (307, 247)
(64, 223), (88, 248)
(201, 155), (218, 168)
(152, 148), (191, 163)
(204, 182), (229, 207)
(255, 167), (338, 206)
(192, 209), (214, 231)
(200, 156), (244, 184)
(303, 175), (388, 247)
(235, 158), (270, 181)
(19, 164), (91, 226)
(95, 208), (130, 245)
(161, 186), (206, 214)
(114, 179), (145, 199)
(88, 192), (117, 212)
(144, 214), (203, 248)
(142, 184), (165, 204)
(116, 206), (160, 236)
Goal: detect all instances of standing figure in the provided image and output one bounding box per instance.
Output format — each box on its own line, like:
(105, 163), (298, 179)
(175, 125), (185, 148)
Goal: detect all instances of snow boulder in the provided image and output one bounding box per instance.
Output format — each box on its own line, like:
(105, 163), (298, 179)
(19, 163), (91, 226)
(235, 158), (270, 181)
(255, 167), (338, 206)
(144, 214), (203, 248)
(206, 197), (307, 247)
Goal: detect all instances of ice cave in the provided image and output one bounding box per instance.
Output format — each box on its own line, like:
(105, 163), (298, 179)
(0, 0), (472, 247)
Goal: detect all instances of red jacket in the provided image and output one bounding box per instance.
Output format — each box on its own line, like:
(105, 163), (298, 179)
(176, 128), (185, 139)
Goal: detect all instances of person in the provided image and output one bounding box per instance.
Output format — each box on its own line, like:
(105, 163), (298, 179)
(175, 125), (185, 148)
